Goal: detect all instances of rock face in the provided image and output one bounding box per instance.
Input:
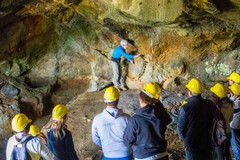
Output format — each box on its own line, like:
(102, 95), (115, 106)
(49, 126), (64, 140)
(0, 0), (239, 91)
(0, 0), (240, 158)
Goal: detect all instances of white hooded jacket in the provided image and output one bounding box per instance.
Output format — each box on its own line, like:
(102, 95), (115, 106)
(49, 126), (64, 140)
(6, 133), (54, 160)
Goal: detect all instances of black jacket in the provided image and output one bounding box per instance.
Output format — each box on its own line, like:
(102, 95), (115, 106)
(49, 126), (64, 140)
(123, 103), (171, 159)
(177, 95), (215, 154)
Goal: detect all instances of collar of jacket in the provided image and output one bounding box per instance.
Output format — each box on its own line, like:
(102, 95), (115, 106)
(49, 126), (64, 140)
(135, 105), (156, 118)
(187, 95), (202, 102)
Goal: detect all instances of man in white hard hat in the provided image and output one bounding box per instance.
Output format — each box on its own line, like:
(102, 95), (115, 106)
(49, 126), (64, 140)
(111, 39), (141, 91)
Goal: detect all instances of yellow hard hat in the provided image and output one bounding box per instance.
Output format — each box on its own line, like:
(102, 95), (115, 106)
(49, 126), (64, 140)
(210, 83), (228, 98)
(12, 113), (32, 132)
(185, 78), (204, 94)
(227, 72), (240, 83)
(52, 104), (69, 119)
(142, 82), (161, 99)
(229, 83), (240, 96)
(29, 124), (41, 136)
(104, 86), (120, 102)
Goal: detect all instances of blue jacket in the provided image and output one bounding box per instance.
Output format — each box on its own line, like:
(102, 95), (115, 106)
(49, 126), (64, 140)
(112, 46), (134, 61)
(177, 95), (215, 154)
(123, 103), (171, 159)
(47, 128), (78, 160)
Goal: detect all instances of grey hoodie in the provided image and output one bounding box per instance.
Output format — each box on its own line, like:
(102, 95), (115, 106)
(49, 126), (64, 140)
(92, 108), (132, 158)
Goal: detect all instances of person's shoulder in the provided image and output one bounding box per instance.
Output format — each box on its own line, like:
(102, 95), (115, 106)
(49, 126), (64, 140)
(64, 128), (73, 136)
(27, 136), (48, 151)
(7, 135), (17, 144)
(93, 112), (104, 120)
(29, 136), (40, 142)
(204, 98), (216, 106)
(181, 102), (190, 109)
(27, 136), (42, 146)
(129, 113), (142, 121)
(114, 45), (123, 50)
(92, 112), (106, 124)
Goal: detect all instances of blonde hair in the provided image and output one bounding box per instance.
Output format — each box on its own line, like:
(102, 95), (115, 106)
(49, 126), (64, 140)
(51, 115), (67, 140)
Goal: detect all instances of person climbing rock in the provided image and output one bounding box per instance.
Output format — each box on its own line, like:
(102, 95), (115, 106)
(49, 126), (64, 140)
(111, 39), (141, 91)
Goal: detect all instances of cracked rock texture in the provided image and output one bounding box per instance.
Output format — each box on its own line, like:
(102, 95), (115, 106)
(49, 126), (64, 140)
(0, 0), (240, 158)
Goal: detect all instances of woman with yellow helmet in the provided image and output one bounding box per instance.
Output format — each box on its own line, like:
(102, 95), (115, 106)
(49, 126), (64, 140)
(47, 104), (78, 160)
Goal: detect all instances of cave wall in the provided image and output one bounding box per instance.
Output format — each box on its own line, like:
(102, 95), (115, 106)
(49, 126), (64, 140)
(0, 0), (239, 91)
(0, 0), (240, 157)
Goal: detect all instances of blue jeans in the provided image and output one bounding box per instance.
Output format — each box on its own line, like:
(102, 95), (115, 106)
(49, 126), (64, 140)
(223, 132), (232, 159)
(134, 152), (168, 160)
(185, 149), (212, 160)
(231, 129), (240, 160)
(104, 154), (133, 160)
(214, 146), (224, 160)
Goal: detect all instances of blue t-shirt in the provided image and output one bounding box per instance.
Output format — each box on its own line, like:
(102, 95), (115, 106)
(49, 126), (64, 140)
(112, 46), (134, 61)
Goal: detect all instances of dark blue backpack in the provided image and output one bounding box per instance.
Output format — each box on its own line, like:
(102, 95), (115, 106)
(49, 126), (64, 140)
(10, 136), (34, 160)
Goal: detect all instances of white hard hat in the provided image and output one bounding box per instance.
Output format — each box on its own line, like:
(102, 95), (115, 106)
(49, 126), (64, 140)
(120, 40), (128, 46)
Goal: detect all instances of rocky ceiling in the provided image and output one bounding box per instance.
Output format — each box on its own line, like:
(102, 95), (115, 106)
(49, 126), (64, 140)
(0, 0), (240, 91)
(0, 0), (240, 158)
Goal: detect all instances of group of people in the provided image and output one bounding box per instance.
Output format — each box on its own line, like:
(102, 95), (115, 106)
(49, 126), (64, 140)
(92, 72), (240, 160)
(108, 39), (240, 159)
(5, 38), (240, 160)
(177, 73), (240, 160)
(6, 104), (78, 160)
(5, 73), (240, 160)
(92, 82), (171, 160)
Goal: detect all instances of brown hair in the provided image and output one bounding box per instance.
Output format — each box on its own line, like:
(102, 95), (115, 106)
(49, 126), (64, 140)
(139, 91), (155, 105)
(105, 99), (119, 107)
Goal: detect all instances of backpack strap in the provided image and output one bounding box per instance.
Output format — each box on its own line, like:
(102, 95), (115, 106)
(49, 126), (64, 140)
(15, 135), (34, 146)
(11, 135), (34, 160)
(22, 136), (34, 146)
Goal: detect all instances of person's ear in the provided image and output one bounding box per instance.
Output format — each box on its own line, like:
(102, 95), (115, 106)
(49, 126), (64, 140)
(188, 90), (192, 97)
